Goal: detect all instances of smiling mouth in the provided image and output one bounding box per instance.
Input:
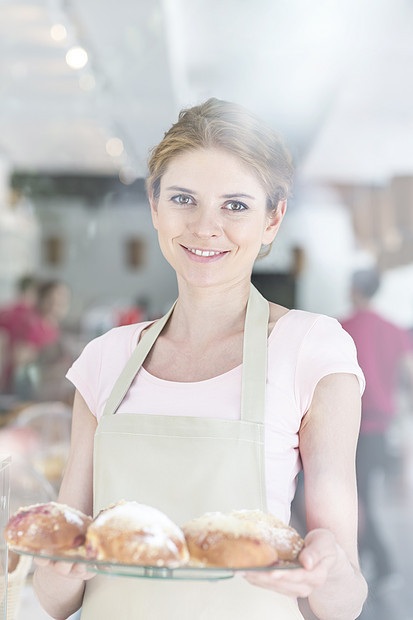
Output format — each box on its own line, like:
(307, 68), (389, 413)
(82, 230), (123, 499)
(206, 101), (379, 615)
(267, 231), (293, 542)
(183, 246), (228, 257)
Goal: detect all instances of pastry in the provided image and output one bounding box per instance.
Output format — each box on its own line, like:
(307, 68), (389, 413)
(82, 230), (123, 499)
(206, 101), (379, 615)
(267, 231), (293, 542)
(85, 500), (189, 567)
(182, 509), (304, 568)
(230, 509), (304, 561)
(4, 501), (92, 555)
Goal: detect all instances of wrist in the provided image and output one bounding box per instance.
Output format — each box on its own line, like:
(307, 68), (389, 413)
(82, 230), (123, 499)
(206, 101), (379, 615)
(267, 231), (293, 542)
(309, 546), (367, 620)
(326, 544), (355, 582)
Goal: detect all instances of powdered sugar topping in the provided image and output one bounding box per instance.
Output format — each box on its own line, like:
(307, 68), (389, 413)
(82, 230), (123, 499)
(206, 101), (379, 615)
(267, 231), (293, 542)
(183, 509), (303, 552)
(92, 501), (185, 543)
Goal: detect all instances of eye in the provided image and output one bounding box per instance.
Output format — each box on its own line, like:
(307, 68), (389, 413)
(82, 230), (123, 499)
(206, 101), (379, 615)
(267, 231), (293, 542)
(223, 201), (248, 212)
(171, 194), (194, 205)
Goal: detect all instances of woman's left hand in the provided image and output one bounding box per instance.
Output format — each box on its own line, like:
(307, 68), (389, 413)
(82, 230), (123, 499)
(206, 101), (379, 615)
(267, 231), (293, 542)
(242, 528), (341, 599)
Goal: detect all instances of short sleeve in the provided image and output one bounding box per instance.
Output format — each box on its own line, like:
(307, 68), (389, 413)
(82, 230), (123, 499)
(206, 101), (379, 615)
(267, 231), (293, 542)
(65, 323), (148, 419)
(295, 315), (365, 416)
(66, 334), (105, 416)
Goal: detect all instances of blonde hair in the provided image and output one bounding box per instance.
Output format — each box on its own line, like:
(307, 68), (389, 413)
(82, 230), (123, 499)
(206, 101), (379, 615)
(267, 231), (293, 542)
(146, 98), (294, 212)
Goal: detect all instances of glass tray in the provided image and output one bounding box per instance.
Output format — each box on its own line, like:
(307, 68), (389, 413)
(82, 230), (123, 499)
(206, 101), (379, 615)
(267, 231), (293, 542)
(11, 548), (301, 580)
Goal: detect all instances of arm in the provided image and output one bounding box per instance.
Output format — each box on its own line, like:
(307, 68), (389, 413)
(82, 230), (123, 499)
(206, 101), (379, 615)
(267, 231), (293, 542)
(244, 373), (367, 620)
(300, 372), (367, 619)
(33, 390), (97, 620)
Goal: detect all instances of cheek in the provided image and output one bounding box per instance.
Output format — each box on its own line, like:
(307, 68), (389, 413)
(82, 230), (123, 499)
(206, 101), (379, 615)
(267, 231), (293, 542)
(157, 219), (178, 240)
(233, 220), (268, 247)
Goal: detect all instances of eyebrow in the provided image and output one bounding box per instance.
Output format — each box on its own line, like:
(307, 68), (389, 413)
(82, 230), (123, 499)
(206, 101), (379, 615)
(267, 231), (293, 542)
(221, 193), (256, 201)
(165, 185), (196, 194)
(165, 186), (256, 201)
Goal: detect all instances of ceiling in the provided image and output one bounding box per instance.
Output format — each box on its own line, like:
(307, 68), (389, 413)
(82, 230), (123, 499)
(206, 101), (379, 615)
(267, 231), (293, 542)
(1, 0), (413, 184)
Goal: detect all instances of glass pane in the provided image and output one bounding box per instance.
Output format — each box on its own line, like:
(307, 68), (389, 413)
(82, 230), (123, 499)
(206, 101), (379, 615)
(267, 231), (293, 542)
(0, 457), (11, 620)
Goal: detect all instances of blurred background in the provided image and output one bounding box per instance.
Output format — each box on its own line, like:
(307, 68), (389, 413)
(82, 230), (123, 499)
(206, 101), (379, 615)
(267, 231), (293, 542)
(0, 0), (413, 618)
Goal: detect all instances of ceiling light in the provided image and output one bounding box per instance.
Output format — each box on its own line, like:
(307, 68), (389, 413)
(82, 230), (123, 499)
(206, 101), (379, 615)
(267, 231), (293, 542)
(106, 138), (124, 157)
(66, 47), (88, 70)
(119, 166), (138, 185)
(50, 24), (67, 42)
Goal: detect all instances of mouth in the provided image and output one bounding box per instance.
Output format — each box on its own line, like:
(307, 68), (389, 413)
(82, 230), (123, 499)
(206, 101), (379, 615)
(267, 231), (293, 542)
(181, 245), (230, 261)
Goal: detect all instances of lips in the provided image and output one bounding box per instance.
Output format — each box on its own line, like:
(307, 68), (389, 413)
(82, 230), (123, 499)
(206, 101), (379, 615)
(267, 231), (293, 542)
(181, 245), (229, 262)
(185, 247), (225, 257)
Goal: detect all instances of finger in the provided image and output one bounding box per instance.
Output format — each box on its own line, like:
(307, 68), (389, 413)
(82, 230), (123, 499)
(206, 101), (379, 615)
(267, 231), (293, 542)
(242, 570), (315, 598)
(299, 529), (337, 571)
(83, 569), (98, 581)
(54, 560), (76, 576)
(243, 567), (308, 585)
(33, 557), (51, 568)
(242, 556), (334, 597)
(70, 563), (96, 580)
(299, 547), (317, 571)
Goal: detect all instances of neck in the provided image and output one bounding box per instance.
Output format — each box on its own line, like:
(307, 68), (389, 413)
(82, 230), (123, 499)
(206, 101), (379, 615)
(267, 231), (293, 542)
(353, 297), (371, 312)
(167, 279), (252, 343)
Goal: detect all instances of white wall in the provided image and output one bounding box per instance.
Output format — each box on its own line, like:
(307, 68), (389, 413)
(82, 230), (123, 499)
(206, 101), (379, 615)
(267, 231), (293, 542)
(33, 196), (178, 326)
(373, 264), (413, 328)
(0, 164), (41, 303)
(255, 187), (357, 318)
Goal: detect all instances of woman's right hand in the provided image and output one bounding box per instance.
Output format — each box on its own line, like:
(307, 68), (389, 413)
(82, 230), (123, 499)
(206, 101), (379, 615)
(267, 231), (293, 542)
(33, 556), (97, 581)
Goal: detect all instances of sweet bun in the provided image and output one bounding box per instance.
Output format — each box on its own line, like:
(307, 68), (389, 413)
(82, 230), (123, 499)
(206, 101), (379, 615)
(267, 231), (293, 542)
(182, 509), (304, 568)
(85, 500), (189, 567)
(230, 509), (304, 561)
(4, 502), (92, 555)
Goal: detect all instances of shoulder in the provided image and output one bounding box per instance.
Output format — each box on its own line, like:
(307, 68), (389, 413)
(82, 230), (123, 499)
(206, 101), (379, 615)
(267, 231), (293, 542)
(272, 308), (363, 378)
(273, 311), (365, 415)
(268, 307), (361, 376)
(292, 310), (359, 355)
(77, 321), (152, 362)
(66, 321), (153, 412)
(272, 307), (345, 338)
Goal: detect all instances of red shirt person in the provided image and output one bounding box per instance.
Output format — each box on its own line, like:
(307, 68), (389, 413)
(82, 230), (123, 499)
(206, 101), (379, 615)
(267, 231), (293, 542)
(0, 275), (39, 391)
(343, 308), (413, 433)
(0, 279), (70, 393)
(341, 268), (413, 588)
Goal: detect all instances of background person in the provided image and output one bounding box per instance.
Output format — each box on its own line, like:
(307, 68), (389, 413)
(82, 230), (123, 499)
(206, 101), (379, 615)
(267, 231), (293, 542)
(10, 279), (71, 399)
(34, 98), (367, 620)
(341, 268), (413, 589)
(0, 274), (39, 392)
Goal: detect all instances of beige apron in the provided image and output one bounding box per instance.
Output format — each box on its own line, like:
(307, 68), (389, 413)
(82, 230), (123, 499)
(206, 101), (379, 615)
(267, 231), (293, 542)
(81, 285), (303, 619)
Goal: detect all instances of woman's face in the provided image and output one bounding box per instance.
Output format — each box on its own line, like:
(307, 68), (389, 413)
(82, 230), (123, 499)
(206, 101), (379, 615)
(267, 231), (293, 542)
(150, 147), (286, 289)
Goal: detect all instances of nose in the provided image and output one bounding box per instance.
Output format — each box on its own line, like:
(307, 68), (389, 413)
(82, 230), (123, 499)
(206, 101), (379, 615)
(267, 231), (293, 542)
(188, 207), (222, 239)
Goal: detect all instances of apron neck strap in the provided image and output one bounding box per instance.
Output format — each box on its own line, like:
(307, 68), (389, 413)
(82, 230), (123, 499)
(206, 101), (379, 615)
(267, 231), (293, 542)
(241, 284), (269, 424)
(102, 285), (269, 425)
(101, 302), (176, 419)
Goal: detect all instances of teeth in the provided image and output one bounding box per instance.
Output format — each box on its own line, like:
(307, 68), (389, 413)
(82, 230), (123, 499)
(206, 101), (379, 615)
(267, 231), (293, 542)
(187, 248), (223, 257)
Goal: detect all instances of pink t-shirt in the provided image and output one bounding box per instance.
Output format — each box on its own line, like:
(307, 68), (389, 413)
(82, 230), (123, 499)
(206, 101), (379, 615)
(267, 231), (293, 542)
(66, 310), (364, 523)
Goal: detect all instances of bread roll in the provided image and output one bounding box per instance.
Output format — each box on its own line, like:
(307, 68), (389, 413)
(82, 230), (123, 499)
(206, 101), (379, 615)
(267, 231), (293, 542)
(182, 509), (303, 568)
(230, 509), (304, 561)
(4, 502), (91, 555)
(85, 500), (189, 567)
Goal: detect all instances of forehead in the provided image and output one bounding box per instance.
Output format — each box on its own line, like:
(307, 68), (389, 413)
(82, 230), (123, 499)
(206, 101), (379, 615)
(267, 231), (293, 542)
(161, 148), (266, 196)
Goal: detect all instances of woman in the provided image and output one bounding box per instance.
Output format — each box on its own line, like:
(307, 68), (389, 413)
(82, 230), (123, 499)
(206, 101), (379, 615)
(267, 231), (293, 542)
(33, 99), (367, 619)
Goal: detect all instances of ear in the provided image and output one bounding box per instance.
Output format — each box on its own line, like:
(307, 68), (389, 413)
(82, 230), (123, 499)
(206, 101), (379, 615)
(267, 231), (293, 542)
(149, 192), (159, 230)
(262, 200), (287, 245)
